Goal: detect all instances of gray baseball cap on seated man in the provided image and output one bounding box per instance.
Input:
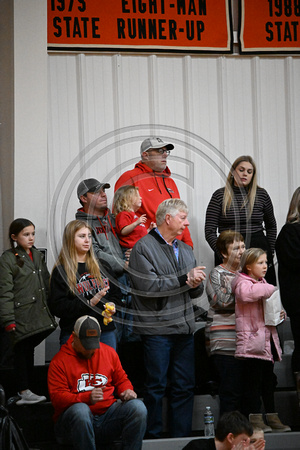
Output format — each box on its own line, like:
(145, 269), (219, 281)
(140, 137), (174, 155)
(74, 316), (101, 350)
(77, 178), (110, 199)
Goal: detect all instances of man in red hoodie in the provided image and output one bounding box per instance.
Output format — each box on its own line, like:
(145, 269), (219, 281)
(114, 137), (193, 247)
(48, 315), (147, 450)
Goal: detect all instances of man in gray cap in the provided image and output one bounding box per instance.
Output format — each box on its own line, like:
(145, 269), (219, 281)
(48, 315), (147, 450)
(114, 137), (193, 247)
(76, 178), (126, 277)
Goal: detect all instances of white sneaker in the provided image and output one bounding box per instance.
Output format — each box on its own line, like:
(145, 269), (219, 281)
(16, 389), (46, 405)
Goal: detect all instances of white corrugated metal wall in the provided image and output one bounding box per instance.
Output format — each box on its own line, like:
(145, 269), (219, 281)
(47, 53), (300, 308)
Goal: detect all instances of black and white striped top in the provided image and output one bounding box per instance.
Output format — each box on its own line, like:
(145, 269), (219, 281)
(205, 186), (277, 254)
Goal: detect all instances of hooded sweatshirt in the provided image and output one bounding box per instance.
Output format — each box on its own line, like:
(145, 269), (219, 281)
(75, 208), (124, 277)
(48, 336), (133, 422)
(115, 162), (193, 247)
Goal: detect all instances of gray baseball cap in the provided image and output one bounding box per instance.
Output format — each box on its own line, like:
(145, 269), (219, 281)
(77, 178), (110, 199)
(74, 316), (101, 350)
(140, 137), (174, 155)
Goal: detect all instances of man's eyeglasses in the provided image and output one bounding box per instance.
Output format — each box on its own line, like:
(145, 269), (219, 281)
(147, 148), (171, 155)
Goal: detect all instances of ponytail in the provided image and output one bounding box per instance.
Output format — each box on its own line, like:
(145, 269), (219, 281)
(9, 218), (35, 267)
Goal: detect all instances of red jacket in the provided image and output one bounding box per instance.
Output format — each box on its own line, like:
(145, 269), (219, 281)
(115, 162), (193, 247)
(48, 336), (133, 422)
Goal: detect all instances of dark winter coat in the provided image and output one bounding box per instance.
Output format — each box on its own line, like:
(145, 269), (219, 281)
(0, 246), (56, 345)
(276, 222), (300, 315)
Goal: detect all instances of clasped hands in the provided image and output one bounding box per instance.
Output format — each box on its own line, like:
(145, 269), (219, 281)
(186, 266), (206, 288)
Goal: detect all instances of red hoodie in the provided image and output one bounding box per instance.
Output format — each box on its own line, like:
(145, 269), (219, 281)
(48, 336), (133, 422)
(115, 162), (193, 247)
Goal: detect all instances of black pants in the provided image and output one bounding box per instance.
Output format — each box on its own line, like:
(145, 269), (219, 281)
(289, 312), (300, 373)
(14, 331), (49, 392)
(241, 358), (276, 418)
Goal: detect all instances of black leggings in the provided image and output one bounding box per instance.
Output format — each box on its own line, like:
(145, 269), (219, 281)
(14, 331), (49, 392)
(241, 358), (276, 418)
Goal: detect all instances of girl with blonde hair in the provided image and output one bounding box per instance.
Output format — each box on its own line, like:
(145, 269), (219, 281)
(232, 248), (290, 433)
(205, 156), (277, 284)
(114, 185), (154, 249)
(49, 220), (121, 349)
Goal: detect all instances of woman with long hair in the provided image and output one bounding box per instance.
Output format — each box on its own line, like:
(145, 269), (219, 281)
(205, 156), (277, 285)
(49, 220), (122, 350)
(276, 187), (300, 388)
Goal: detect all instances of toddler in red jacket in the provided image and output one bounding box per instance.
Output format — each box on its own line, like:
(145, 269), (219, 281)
(232, 247), (290, 434)
(114, 185), (155, 249)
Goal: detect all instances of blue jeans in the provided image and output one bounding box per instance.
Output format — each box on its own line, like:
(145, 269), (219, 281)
(60, 329), (117, 351)
(142, 334), (195, 438)
(55, 399), (147, 450)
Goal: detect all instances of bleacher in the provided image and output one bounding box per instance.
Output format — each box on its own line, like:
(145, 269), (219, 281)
(0, 318), (300, 449)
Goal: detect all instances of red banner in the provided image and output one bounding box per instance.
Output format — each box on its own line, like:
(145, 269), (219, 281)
(47, 0), (232, 53)
(239, 0), (300, 53)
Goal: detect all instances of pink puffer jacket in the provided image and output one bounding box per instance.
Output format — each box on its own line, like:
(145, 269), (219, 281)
(232, 273), (282, 362)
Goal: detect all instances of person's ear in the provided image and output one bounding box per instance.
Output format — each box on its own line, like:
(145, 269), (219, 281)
(221, 252), (228, 260)
(80, 195), (87, 204)
(141, 151), (149, 161)
(11, 234), (17, 242)
(227, 432), (235, 444)
(246, 264), (251, 273)
(165, 213), (171, 225)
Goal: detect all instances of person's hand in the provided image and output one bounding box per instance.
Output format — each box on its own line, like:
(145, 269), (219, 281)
(119, 389), (137, 402)
(8, 327), (16, 332)
(90, 286), (109, 307)
(136, 214), (147, 225)
(148, 222), (156, 232)
(251, 438), (266, 450)
(90, 387), (104, 405)
(232, 442), (251, 449)
(186, 266), (206, 288)
(280, 309), (286, 321)
(124, 248), (132, 261)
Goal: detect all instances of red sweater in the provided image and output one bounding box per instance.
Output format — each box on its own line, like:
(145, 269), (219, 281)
(115, 162), (193, 247)
(48, 337), (133, 422)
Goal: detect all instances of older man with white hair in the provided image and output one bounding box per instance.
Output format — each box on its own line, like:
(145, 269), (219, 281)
(129, 198), (206, 439)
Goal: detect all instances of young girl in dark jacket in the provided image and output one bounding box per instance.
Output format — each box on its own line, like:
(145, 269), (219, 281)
(0, 218), (56, 405)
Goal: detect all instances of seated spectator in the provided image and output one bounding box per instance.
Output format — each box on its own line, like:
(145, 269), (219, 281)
(48, 315), (147, 450)
(49, 220), (122, 350)
(250, 428), (265, 449)
(183, 411), (258, 449)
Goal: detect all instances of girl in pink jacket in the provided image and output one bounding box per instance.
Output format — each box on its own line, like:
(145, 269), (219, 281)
(232, 248), (290, 433)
